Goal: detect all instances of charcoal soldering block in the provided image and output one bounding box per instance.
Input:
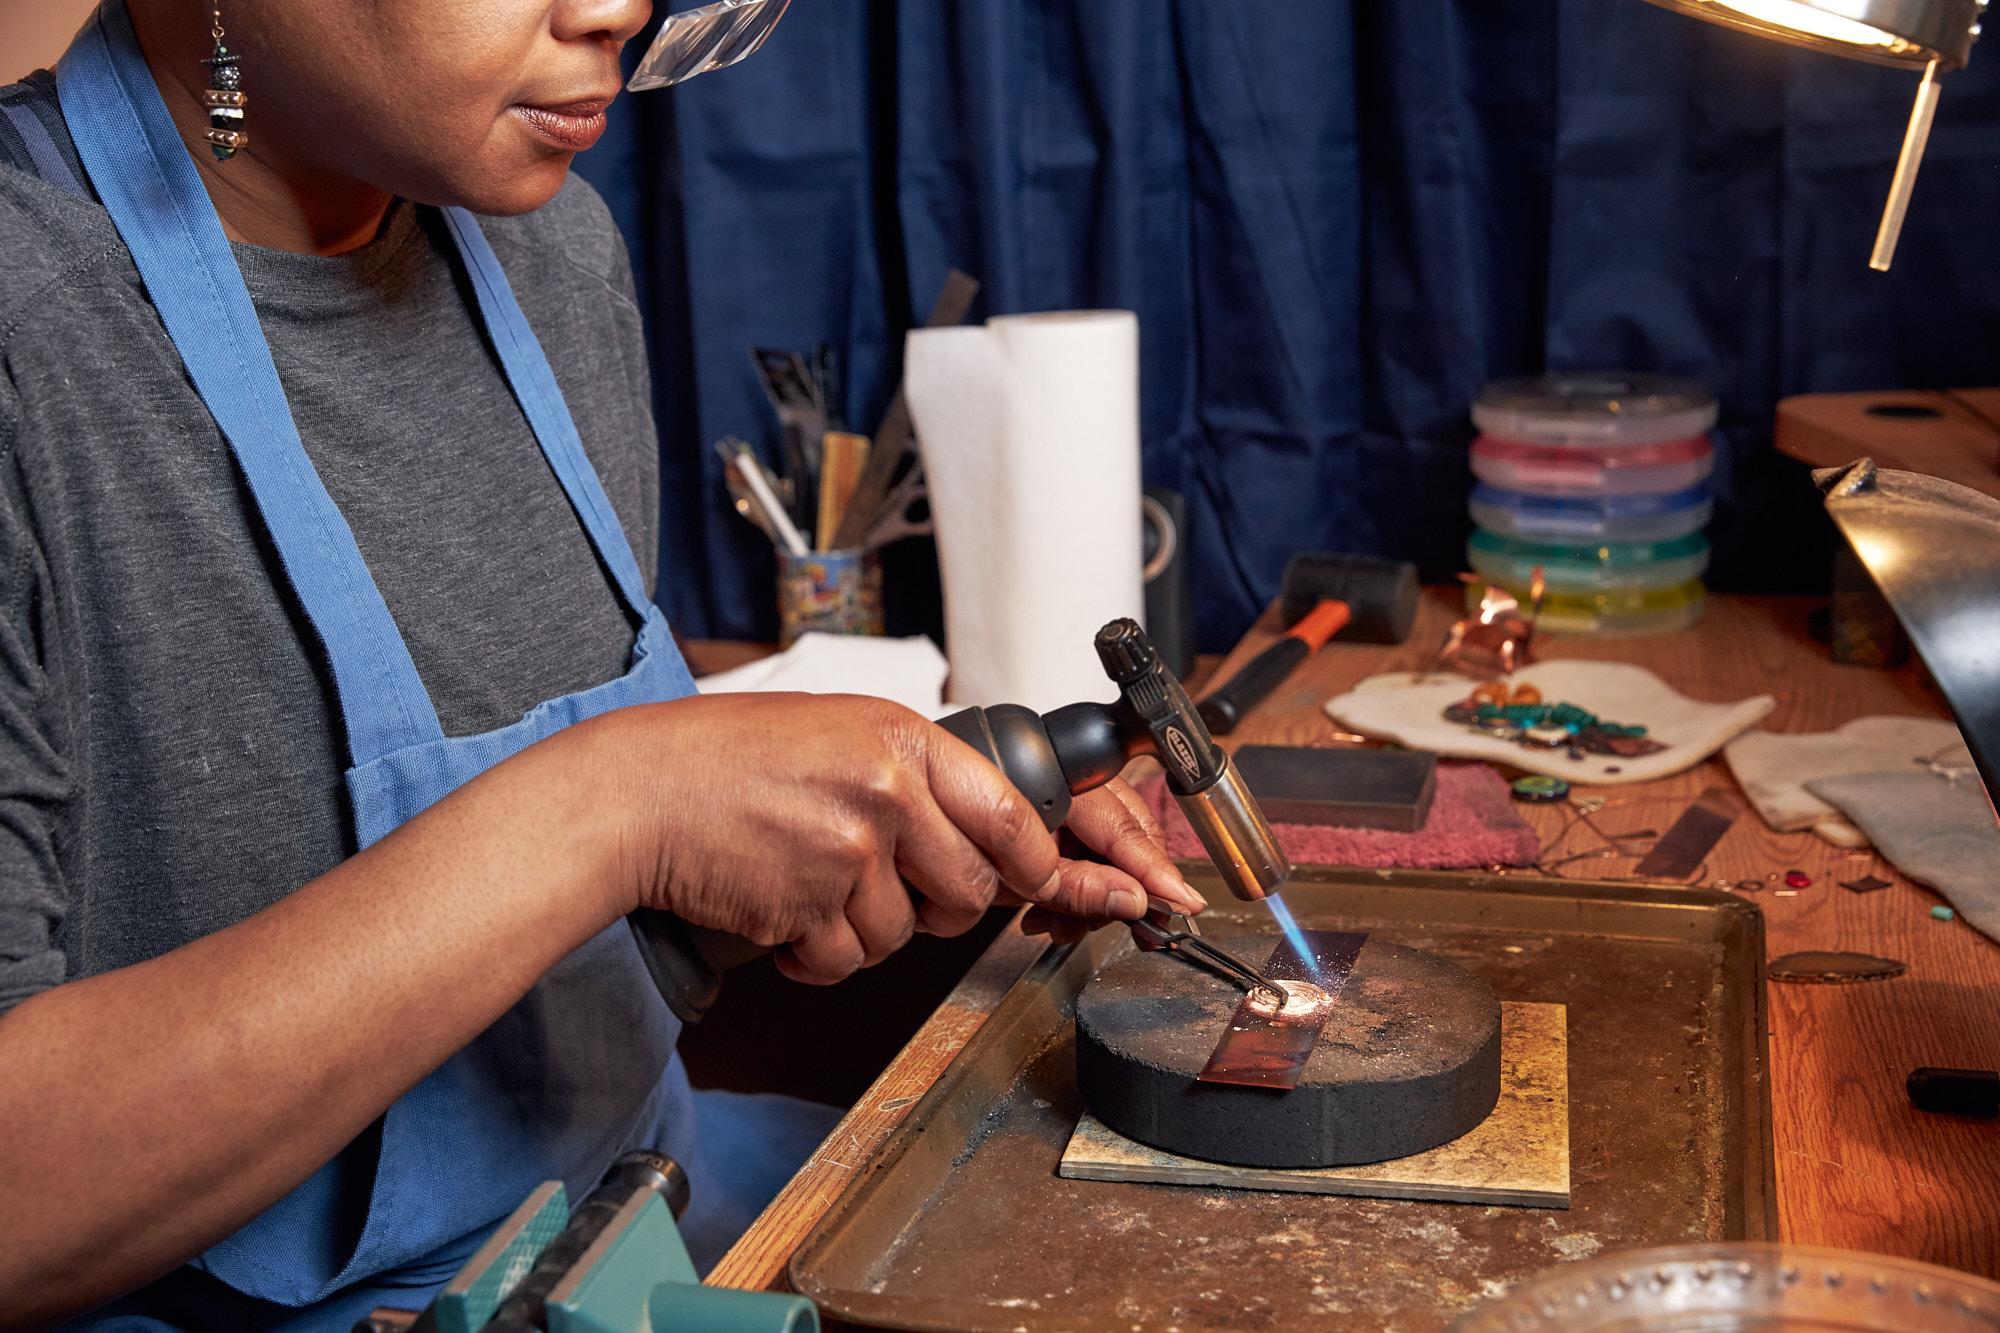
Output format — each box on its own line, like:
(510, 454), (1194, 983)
(1231, 745), (1437, 831)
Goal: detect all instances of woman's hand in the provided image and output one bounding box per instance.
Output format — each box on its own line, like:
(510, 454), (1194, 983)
(604, 694), (1204, 984)
(1017, 781), (1203, 944)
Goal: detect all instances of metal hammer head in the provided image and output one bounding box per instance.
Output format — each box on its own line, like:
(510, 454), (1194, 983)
(1279, 552), (1420, 644)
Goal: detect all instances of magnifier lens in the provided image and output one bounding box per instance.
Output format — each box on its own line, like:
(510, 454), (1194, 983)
(627, 0), (793, 92)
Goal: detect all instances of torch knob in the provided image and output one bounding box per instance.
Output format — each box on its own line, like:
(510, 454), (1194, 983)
(1094, 618), (1156, 683)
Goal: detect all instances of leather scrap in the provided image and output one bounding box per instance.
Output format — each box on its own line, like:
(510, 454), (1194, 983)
(1769, 951), (1907, 984)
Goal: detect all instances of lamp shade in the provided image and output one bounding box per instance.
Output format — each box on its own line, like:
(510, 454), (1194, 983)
(1639, 0), (1982, 68)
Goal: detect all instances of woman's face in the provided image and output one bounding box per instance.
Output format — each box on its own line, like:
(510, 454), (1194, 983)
(214, 0), (653, 214)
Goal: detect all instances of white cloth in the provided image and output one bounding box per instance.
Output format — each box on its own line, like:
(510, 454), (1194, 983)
(1724, 716), (1970, 845)
(695, 632), (950, 718)
(1324, 660), (1774, 785)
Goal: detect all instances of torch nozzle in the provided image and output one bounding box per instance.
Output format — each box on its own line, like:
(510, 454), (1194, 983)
(1172, 756), (1292, 901)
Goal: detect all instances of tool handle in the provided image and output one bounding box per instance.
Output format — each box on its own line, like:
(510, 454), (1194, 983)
(1196, 638), (1309, 736)
(1908, 1066), (2000, 1117)
(483, 1152), (691, 1333)
(1194, 601), (1351, 736)
(831, 269), (981, 549)
(627, 910), (767, 1026)
(938, 702), (1146, 829)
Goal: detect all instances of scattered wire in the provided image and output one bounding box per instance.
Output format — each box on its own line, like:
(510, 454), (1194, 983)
(1528, 793), (1701, 884)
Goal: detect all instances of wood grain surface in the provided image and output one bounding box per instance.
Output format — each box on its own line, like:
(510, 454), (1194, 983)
(707, 591), (2000, 1290)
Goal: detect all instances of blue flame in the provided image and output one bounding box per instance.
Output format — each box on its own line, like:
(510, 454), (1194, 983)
(1264, 894), (1321, 978)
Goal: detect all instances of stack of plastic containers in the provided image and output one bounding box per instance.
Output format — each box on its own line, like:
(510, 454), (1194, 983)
(1467, 373), (1717, 636)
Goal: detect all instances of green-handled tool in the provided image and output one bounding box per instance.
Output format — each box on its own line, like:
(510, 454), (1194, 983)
(353, 1152), (816, 1333)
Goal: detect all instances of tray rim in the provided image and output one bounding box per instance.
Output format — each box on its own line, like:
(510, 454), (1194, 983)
(787, 865), (1776, 1332)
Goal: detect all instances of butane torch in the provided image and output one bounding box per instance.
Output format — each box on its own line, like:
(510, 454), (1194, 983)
(628, 619), (1293, 1023)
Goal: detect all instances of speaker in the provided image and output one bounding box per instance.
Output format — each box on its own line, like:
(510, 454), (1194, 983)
(1141, 486), (1193, 679)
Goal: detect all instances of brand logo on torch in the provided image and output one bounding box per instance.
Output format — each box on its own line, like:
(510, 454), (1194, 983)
(1163, 725), (1199, 783)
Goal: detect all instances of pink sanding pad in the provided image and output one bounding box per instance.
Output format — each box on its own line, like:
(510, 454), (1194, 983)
(1140, 761), (1539, 870)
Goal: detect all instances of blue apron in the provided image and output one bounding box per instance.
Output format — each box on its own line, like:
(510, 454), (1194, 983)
(53, 3), (712, 1325)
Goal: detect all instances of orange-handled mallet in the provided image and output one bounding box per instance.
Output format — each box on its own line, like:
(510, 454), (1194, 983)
(1196, 553), (1419, 735)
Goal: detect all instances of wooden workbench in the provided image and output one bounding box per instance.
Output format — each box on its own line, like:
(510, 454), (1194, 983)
(707, 591), (2000, 1293)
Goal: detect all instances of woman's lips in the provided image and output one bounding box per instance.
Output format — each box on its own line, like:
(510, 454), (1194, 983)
(512, 99), (612, 152)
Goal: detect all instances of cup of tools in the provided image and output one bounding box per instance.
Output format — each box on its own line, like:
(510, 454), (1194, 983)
(777, 547), (884, 647)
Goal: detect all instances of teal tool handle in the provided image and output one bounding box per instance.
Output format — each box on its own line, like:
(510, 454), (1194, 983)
(650, 1284), (818, 1333)
(483, 1153), (689, 1333)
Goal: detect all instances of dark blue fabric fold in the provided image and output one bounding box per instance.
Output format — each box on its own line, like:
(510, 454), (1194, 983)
(580, 0), (2000, 650)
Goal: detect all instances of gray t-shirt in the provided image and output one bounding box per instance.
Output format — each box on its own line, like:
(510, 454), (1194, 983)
(0, 73), (664, 1010)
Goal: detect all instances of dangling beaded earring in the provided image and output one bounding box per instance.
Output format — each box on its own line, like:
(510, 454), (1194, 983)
(199, 5), (247, 162)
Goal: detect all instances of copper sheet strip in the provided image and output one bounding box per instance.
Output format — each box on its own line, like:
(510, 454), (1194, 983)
(1196, 929), (1369, 1090)
(1633, 784), (1745, 879)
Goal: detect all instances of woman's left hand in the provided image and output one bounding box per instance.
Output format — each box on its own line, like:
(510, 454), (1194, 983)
(1011, 779), (1204, 942)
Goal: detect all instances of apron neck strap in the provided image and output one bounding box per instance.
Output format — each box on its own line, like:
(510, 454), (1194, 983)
(57, 0), (445, 762)
(56, 1), (663, 764)
(440, 208), (656, 616)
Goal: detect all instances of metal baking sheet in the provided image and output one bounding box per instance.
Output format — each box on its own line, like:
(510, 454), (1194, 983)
(788, 866), (1775, 1332)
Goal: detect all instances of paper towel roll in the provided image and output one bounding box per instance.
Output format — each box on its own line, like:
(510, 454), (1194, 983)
(905, 311), (1144, 712)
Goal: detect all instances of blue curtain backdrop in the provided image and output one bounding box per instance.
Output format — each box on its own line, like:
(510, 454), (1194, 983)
(577, 0), (2000, 650)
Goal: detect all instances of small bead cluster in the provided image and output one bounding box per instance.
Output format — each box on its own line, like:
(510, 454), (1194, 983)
(1443, 681), (1664, 760)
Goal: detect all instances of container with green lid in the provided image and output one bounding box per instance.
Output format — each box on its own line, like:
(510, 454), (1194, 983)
(1467, 529), (1711, 592)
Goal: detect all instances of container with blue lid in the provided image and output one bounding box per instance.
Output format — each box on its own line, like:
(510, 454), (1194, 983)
(1470, 484), (1714, 544)
(1467, 372), (1717, 635)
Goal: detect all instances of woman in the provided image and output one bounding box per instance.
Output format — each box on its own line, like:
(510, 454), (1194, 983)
(0, 1), (1199, 1326)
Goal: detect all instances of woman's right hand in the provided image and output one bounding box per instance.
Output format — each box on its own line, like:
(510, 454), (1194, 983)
(595, 692), (1199, 984)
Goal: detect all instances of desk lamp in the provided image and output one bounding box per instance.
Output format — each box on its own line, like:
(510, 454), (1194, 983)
(1640, 0), (1984, 268)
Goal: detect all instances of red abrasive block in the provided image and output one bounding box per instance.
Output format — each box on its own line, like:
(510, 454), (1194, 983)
(1140, 762), (1539, 870)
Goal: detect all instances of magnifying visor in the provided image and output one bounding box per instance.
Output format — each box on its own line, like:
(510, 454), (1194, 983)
(627, 0), (793, 91)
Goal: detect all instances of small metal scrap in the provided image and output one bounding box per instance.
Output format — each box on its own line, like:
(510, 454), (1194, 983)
(1916, 744), (1979, 788)
(1783, 869), (1814, 889)
(1434, 572), (1543, 677)
(1633, 786), (1744, 880)
(1770, 951), (1908, 984)
(1840, 874), (1894, 894)
(1198, 929), (1369, 1091)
